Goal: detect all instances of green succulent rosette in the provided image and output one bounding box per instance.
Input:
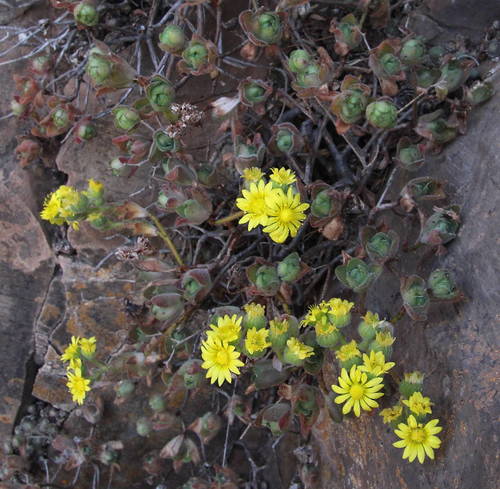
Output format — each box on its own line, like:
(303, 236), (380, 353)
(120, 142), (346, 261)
(335, 257), (382, 293)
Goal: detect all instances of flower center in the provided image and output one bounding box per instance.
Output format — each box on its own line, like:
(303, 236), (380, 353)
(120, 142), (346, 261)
(216, 350), (230, 365)
(349, 383), (364, 400)
(278, 207), (294, 223)
(410, 428), (426, 443)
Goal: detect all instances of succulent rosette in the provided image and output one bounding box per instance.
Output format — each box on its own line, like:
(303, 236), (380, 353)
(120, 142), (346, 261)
(309, 182), (345, 230)
(158, 24), (186, 54)
(399, 177), (446, 212)
(175, 188), (213, 226)
(73, 1), (99, 27)
(238, 78), (272, 113)
(246, 260), (281, 296)
(412, 67), (440, 89)
(415, 110), (458, 151)
(32, 98), (78, 138)
(395, 137), (425, 172)
(268, 122), (304, 156)
(368, 39), (405, 96)
(419, 206), (460, 246)
(330, 75), (371, 133)
(400, 38), (426, 66)
(150, 291), (185, 324)
(288, 49), (312, 73)
(234, 135), (265, 174)
(329, 14), (362, 56)
(465, 81), (494, 106)
(182, 268), (212, 303)
(435, 57), (475, 100)
(360, 226), (399, 264)
(335, 257), (382, 293)
(162, 158), (197, 186)
(366, 99), (398, 129)
(146, 75), (175, 113)
(427, 268), (462, 302)
(239, 9), (285, 46)
(85, 42), (136, 93)
(112, 106), (140, 132)
(400, 275), (429, 321)
(178, 36), (218, 76)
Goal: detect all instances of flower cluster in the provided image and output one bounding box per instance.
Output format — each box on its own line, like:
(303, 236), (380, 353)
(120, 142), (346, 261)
(380, 371), (442, 463)
(60, 336), (96, 405)
(236, 168), (309, 243)
(40, 179), (105, 230)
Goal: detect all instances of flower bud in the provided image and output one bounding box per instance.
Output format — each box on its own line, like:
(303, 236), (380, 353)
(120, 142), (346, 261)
(400, 275), (429, 320)
(288, 49), (312, 73)
(255, 265), (280, 295)
(365, 100), (398, 129)
(428, 268), (460, 301)
(243, 303), (267, 330)
(277, 252), (302, 283)
(77, 121), (96, 141)
(74, 2), (99, 27)
(136, 417), (152, 437)
(335, 258), (382, 293)
(465, 81), (494, 106)
(113, 106), (140, 131)
(159, 24), (186, 53)
(358, 311), (381, 341)
(399, 371), (424, 398)
(149, 394), (166, 412)
(182, 41), (208, 70)
(400, 38), (426, 65)
(146, 75), (175, 112)
(368, 328), (395, 359)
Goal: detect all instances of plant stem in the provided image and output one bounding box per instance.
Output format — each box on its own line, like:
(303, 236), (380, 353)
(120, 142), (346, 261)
(213, 210), (244, 226)
(148, 213), (185, 267)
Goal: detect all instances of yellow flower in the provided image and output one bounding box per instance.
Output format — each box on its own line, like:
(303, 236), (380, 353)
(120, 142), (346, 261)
(285, 337), (314, 360)
(87, 179), (103, 194)
(236, 179), (276, 230)
(40, 185), (82, 229)
(201, 336), (244, 386)
(363, 311), (381, 326)
(380, 404), (403, 424)
(245, 328), (271, 355)
(402, 392), (433, 416)
(242, 167), (264, 183)
(393, 415), (442, 463)
(61, 336), (81, 364)
(328, 298), (354, 317)
(206, 314), (242, 343)
(270, 318), (289, 336)
(359, 351), (395, 376)
(335, 340), (361, 362)
(301, 303), (330, 328)
(332, 366), (384, 417)
(315, 321), (337, 336)
(263, 187), (309, 243)
(375, 330), (395, 347)
(66, 368), (91, 405)
(269, 167), (296, 185)
(79, 337), (96, 357)
(243, 303), (265, 319)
